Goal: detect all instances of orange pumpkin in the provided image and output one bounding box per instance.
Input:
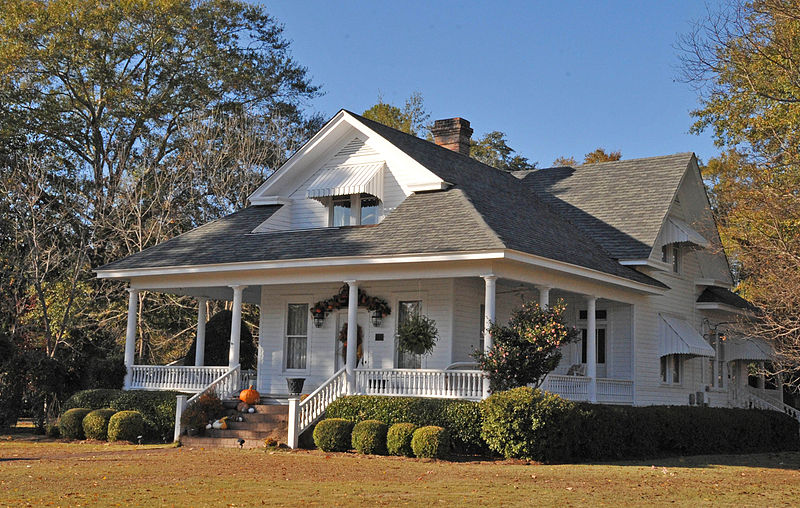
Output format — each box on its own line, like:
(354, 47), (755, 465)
(239, 385), (260, 405)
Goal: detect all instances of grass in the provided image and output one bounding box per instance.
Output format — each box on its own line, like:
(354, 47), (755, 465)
(1, 432), (799, 507)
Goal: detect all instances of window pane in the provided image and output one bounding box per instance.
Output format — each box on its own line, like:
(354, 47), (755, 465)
(597, 329), (606, 364)
(286, 336), (307, 369)
(332, 197), (351, 227)
(580, 329), (587, 363)
(399, 301), (421, 324)
(672, 356), (680, 383)
(360, 196), (380, 225)
(479, 303), (485, 352)
(672, 245), (680, 273)
(661, 245), (668, 262)
(287, 304), (308, 335)
(661, 356), (668, 383)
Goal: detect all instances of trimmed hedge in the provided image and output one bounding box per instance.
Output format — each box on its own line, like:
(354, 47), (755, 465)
(82, 409), (117, 441)
(313, 418), (354, 452)
(108, 410), (145, 442)
(387, 423), (417, 457)
(481, 387), (800, 463)
(411, 426), (450, 458)
(325, 396), (485, 454)
(63, 389), (180, 442)
(351, 420), (388, 455)
(59, 408), (92, 440)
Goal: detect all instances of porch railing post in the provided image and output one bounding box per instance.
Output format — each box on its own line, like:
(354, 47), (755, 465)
(287, 397), (300, 449)
(174, 394), (187, 443)
(124, 288), (139, 390)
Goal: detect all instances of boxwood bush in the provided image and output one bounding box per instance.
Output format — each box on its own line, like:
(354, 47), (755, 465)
(325, 396), (485, 454)
(62, 389), (181, 442)
(59, 408), (92, 440)
(108, 410), (145, 442)
(387, 423), (417, 457)
(481, 387), (800, 463)
(351, 420), (388, 455)
(82, 409), (117, 441)
(313, 418), (354, 452)
(411, 426), (450, 458)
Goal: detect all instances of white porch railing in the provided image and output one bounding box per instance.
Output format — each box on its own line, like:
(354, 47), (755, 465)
(288, 367), (348, 448)
(541, 375), (634, 404)
(130, 365), (229, 392)
(541, 374), (590, 401)
(744, 386), (800, 424)
(354, 368), (484, 400)
(597, 378), (634, 404)
(174, 364), (241, 442)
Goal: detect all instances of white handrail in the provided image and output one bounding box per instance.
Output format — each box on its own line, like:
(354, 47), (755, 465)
(288, 367), (347, 448)
(130, 365), (228, 392)
(745, 386), (800, 423)
(174, 364), (241, 442)
(354, 368), (484, 400)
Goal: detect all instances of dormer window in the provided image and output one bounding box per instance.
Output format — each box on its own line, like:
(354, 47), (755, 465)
(328, 194), (382, 227)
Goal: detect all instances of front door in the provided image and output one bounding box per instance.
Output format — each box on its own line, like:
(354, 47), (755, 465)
(335, 310), (370, 370)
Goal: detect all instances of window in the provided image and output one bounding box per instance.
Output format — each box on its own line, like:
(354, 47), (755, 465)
(660, 355), (681, 384)
(479, 304), (486, 352)
(661, 245), (668, 263)
(672, 245), (680, 273)
(580, 328), (606, 364)
(328, 194), (382, 227)
(707, 332), (725, 388)
(397, 300), (422, 369)
(285, 304), (308, 370)
(331, 197), (352, 227)
(578, 309), (607, 320)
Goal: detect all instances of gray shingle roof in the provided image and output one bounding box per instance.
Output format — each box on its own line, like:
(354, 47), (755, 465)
(697, 286), (758, 311)
(97, 111), (668, 289)
(512, 153), (694, 260)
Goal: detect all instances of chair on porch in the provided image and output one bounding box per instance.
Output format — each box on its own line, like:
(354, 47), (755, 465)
(566, 364), (586, 376)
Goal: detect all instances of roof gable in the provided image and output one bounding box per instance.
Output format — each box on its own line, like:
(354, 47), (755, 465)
(513, 153), (694, 260)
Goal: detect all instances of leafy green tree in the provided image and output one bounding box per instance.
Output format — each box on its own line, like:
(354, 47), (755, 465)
(470, 131), (537, 171)
(681, 0), (800, 382)
(583, 148), (622, 163)
(362, 92), (430, 137)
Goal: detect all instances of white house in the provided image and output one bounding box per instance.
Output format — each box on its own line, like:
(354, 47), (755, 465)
(95, 110), (798, 446)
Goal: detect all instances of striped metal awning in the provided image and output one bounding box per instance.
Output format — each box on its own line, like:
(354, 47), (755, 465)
(663, 217), (710, 248)
(306, 163), (384, 201)
(726, 336), (772, 362)
(659, 315), (716, 358)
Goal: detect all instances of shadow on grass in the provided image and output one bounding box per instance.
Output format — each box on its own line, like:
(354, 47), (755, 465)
(591, 452), (800, 470)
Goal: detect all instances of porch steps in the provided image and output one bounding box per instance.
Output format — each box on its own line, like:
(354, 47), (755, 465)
(179, 401), (289, 449)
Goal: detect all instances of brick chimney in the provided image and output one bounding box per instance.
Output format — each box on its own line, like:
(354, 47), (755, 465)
(431, 117), (473, 155)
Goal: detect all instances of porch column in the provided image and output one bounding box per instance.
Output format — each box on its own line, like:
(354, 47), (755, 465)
(195, 297), (208, 366)
(586, 295), (597, 403)
(482, 274), (497, 399)
(228, 285), (247, 368)
(344, 280), (358, 394)
(123, 288), (139, 390)
(537, 286), (551, 309)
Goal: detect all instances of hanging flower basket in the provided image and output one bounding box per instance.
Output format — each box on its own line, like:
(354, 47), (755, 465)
(396, 314), (439, 355)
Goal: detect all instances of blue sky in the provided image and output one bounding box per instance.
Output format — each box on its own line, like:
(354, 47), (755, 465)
(264, 1), (723, 167)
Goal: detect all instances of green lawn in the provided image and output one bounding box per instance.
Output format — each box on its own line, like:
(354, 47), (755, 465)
(1, 433), (799, 507)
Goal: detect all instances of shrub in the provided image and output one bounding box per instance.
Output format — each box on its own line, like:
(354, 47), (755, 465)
(183, 310), (257, 369)
(473, 300), (579, 392)
(351, 420), (388, 455)
(387, 423), (417, 457)
(82, 409), (117, 441)
(325, 396), (485, 454)
(108, 410), (145, 442)
(59, 408), (92, 440)
(62, 389), (181, 442)
(411, 426), (450, 458)
(481, 387), (577, 462)
(313, 418), (354, 452)
(45, 422), (61, 438)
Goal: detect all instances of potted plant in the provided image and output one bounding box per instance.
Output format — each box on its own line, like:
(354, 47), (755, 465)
(286, 377), (305, 395)
(396, 314), (439, 356)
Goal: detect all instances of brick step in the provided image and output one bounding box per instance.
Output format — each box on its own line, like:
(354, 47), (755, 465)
(207, 428), (287, 440)
(226, 420), (287, 431)
(232, 413), (288, 424)
(251, 404), (289, 415)
(180, 436), (269, 449)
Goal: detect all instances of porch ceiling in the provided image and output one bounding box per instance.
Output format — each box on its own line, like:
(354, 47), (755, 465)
(142, 285), (262, 305)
